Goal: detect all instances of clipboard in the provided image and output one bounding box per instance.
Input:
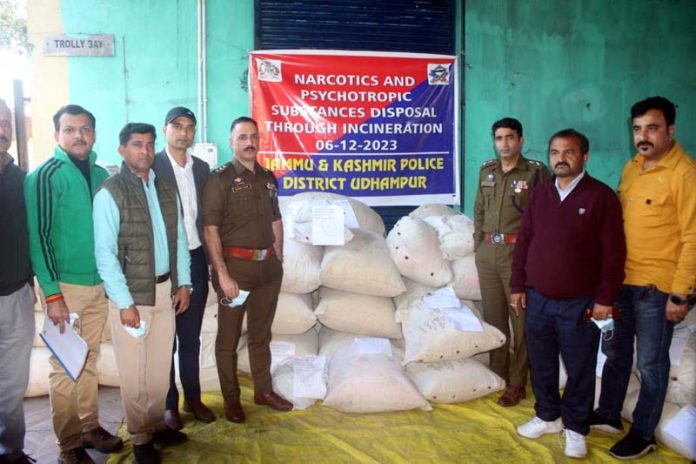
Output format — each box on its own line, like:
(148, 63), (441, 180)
(39, 314), (89, 382)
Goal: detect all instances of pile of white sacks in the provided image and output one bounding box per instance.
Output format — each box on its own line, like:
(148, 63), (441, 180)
(25, 192), (694, 460)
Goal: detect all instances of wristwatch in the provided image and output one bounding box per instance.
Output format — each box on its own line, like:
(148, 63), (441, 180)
(669, 294), (686, 305)
(180, 285), (194, 294)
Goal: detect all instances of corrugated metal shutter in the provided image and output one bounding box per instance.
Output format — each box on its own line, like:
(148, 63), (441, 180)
(255, 0), (457, 231)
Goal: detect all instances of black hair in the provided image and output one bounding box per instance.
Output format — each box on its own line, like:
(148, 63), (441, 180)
(548, 128), (589, 155)
(53, 105), (96, 131)
(491, 117), (523, 138)
(230, 116), (258, 133)
(119, 123), (156, 146)
(630, 96), (676, 126)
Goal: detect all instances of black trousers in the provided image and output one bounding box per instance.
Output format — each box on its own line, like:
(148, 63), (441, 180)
(166, 246), (209, 409)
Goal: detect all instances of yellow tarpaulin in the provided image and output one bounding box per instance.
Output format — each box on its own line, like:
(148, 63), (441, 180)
(107, 374), (688, 463)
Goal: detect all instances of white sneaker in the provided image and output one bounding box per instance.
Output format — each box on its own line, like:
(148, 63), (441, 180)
(517, 416), (563, 438)
(565, 429), (587, 458)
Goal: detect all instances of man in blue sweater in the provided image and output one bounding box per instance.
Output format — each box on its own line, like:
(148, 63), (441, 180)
(510, 129), (626, 459)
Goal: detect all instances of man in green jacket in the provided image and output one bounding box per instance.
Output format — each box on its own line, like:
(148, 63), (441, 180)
(24, 105), (122, 464)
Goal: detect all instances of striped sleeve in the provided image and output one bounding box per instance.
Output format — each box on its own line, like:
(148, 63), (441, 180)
(24, 159), (63, 296)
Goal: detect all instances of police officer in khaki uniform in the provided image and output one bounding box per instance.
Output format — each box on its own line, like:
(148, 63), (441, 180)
(202, 116), (292, 424)
(473, 117), (550, 407)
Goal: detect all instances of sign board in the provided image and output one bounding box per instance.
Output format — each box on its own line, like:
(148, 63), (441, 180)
(249, 50), (459, 206)
(44, 34), (115, 57)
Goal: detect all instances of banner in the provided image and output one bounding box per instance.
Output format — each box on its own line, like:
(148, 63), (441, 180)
(249, 50), (459, 206)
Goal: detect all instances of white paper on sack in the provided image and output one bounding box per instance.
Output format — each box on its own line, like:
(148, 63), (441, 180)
(271, 341), (295, 372)
(354, 337), (393, 357)
(422, 287), (460, 309)
(439, 306), (483, 332)
(662, 405), (696, 459)
(293, 356), (327, 399)
(312, 204), (345, 246)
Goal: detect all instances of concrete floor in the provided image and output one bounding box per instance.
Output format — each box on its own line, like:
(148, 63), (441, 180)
(23, 387), (123, 464)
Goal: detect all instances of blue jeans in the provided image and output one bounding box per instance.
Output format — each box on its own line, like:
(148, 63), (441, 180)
(597, 284), (672, 439)
(525, 288), (600, 435)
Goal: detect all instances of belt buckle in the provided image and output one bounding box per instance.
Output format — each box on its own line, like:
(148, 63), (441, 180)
(252, 249), (267, 260)
(492, 233), (504, 244)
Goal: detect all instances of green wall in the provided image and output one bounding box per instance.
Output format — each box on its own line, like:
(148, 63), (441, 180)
(464, 0), (696, 214)
(62, 0), (254, 166)
(60, 0), (695, 215)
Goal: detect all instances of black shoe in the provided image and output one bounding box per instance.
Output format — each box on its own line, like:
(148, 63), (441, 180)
(609, 428), (657, 460)
(589, 410), (623, 434)
(152, 428), (188, 447)
(57, 446), (94, 464)
(133, 441), (160, 464)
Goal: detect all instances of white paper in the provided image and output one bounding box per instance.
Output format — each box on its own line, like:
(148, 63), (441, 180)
(332, 200), (360, 229)
(293, 356), (327, 399)
(123, 319), (148, 338)
(311, 205), (345, 245)
(354, 337), (393, 357)
(221, 290), (250, 309)
(662, 405), (696, 458)
(669, 326), (693, 367)
(440, 306), (483, 332)
(423, 287), (461, 310)
(40, 314), (88, 381)
(270, 341), (296, 372)
(596, 341), (607, 377)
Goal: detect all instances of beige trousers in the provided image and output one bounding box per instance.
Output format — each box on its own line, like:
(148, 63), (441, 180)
(109, 282), (175, 445)
(45, 283), (107, 451)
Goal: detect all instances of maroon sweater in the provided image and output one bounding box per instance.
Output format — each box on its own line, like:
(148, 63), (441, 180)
(510, 174), (626, 306)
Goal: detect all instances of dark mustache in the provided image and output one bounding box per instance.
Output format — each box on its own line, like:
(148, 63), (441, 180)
(554, 162), (570, 168)
(244, 146), (256, 151)
(637, 141), (654, 148)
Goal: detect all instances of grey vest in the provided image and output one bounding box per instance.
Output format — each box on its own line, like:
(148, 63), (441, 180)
(100, 163), (179, 306)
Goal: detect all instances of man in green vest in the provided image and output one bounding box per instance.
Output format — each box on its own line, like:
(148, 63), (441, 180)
(93, 123), (192, 464)
(25, 104), (123, 464)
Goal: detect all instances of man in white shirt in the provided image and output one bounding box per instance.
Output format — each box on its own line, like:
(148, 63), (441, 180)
(153, 107), (214, 429)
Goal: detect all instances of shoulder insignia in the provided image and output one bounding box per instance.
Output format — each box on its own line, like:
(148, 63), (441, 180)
(526, 159), (544, 167)
(212, 162), (232, 175)
(480, 159), (497, 168)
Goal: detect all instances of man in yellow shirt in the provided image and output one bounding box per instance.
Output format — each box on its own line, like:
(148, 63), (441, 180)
(591, 96), (696, 460)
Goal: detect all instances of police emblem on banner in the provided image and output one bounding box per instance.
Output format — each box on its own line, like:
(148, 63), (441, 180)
(257, 58), (282, 82)
(427, 63), (451, 85)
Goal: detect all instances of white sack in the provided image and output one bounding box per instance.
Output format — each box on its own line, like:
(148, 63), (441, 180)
(666, 324), (696, 406)
(320, 229), (405, 297)
(323, 340), (431, 413)
(25, 347), (51, 397)
(272, 356), (328, 410)
(450, 255), (482, 300)
(409, 204), (458, 219)
(387, 216), (453, 287)
(238, 330), (318, 373)
(318, 327), (362, 358)
(242, 292), (316, 335)
(282, 192), (385, 236)
(393, 279), (438, 323)
(280, 238), (323, 294)
(315, 288), (401, 339)
(405, 358), (505, 403)
(402, 299), (506, 364)
(423, 214), (476, 260)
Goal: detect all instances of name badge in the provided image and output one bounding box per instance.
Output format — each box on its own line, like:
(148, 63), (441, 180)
(481, 181), (495, 187)
(231, 177), (251, 192)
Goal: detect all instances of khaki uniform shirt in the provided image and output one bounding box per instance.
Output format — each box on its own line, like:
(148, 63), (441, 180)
(473, 155), (550, 249)
(202, 158), (281, 249)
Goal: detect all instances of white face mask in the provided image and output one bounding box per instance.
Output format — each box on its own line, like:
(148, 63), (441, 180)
(592, 317), (615, 341)
(220, 289), (250, 309)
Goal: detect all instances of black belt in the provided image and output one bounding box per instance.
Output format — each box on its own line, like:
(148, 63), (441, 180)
(156, 272), (170, 284)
